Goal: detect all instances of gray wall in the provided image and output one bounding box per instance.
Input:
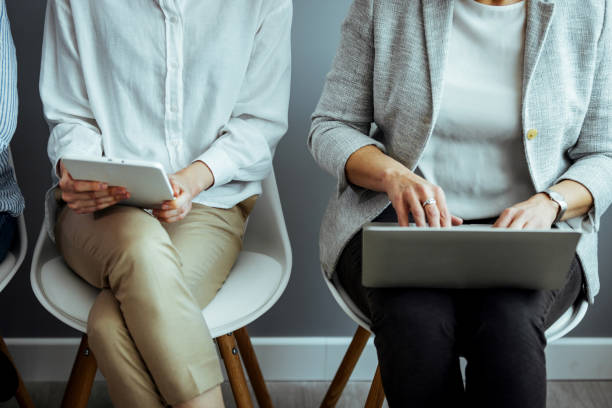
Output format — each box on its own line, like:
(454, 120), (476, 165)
(1, 0), (610, 338)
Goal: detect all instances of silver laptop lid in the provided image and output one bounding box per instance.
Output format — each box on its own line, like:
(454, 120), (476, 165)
(362, 223), (581, 290)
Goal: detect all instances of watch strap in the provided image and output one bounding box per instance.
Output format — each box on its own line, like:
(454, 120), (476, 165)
(542, 189), (567, 224)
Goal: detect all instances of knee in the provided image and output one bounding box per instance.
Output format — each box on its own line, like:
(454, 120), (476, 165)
(114, 234), (178, 269)
(87, 294), (126, 353)
(106, 238), (194, 324)
(370, 294), (455, 346)
(471, 302), (545, 351)
(107, 235), (182, 289)
(374, 314), (455, 357)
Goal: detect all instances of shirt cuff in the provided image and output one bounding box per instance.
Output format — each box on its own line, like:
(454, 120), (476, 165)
(194, 145), (239, 187)
(49, 128), (103, 178)
(51, 144), (103, 178)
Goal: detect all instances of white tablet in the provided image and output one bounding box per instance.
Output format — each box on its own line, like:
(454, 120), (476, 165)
(62, 156), (175, 209)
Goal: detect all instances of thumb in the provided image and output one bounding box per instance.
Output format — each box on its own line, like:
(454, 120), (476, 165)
(168, 177), (181, 197)
(59, 160), (73, 181)
(451, 215), (463, 226)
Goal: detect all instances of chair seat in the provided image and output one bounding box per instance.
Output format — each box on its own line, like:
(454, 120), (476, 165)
(38, 251), (282, 337)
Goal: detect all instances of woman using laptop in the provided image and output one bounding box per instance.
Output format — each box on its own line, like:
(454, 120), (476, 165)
(309, 0), (610, 406)
(40, 1), (291, 407)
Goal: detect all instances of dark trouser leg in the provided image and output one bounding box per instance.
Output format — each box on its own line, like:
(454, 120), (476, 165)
(368, 288), (464, 407)
(458, 257), (583, 408)
(0, 213), (17, 401)
(337, 229), (465, 407)
(336, 206), (584, 407)
(0, 213), (16, 263)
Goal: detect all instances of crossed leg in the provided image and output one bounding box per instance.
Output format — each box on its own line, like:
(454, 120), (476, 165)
(56, 202), (247, 407)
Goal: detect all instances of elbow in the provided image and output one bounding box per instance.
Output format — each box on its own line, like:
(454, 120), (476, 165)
(308, 112), (338, 153)
(308, 116), (330, 163)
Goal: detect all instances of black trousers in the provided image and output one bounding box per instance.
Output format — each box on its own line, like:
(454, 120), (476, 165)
(0, 214), (17, 402)
(336, 205), (584, 408)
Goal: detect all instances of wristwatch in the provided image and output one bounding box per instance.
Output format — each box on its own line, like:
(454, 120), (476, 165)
(541, 189), (567, 224)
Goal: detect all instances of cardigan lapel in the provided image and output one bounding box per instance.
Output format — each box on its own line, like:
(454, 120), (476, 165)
(522, 0), (555, 122)
(421, 0), (454, 124)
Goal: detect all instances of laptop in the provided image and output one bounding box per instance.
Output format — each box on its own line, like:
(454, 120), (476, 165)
(362, 223), (581, 290)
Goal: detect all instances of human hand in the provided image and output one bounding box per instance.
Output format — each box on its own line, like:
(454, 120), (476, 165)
(152, 173), (193, 223)
(58, 160), (129, 214)
(152, 161), (214, 223)
(382, 168), (463, 227)
(493, 193), (559, 229)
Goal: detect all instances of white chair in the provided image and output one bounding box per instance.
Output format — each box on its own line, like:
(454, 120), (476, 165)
(31, 171), (292, 408)
(320, 269), (589, 408)
(0, 148), (33, 407)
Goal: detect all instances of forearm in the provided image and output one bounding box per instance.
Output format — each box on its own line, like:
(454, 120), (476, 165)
(345, 145), (463, 227)
(178, 161), (214, 197)
(547, 179), (594, 221)
(345, 145), (414, 192)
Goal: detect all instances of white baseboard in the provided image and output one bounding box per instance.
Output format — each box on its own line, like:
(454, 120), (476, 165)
(5, 337), (612, 382)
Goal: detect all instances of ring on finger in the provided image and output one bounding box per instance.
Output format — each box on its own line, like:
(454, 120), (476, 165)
(422, 197), (437, 208)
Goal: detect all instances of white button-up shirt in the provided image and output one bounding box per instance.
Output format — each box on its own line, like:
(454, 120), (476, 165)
(40, 0), (292, 209)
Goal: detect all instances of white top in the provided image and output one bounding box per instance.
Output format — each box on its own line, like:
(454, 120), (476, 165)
(418, 0), (534, 220)
(40, 0), (292, 209)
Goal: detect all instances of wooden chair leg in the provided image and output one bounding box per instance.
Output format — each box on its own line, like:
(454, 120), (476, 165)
(217, 333), (254, 408)
(0, 336), (34, 408)
(364, 365), (385, 408)
(61, 334), (98, 408)
(321, 326), (371, 408)
(234, 326), (273, 408)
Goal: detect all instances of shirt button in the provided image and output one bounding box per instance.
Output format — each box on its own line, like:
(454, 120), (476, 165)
(170, 105), (178, 113)
(527, 129), (538, 140)
(169, 16), (179, 24)
(170, 62), (179, 70)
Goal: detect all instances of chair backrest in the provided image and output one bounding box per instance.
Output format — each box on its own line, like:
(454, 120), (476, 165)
(323, 269), (372, 331)
(243, 170), (292, 276)
(240, 170), (292, 315)
(545, 298), (589, 342)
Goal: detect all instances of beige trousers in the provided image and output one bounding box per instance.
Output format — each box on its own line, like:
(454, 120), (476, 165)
(55, 198), (256, 407)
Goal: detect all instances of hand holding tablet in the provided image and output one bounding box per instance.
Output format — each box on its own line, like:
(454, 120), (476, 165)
(57, 160), (130, 214)
(60, 156), (175, 212)
(151, 160), (215, 223)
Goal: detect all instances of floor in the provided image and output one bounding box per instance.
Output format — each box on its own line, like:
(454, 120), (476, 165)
(2, 381), (612, 407)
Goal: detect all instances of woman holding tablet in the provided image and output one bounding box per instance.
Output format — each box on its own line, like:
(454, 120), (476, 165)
(309, 0), (611, 406)
(40, 1), (291, 407)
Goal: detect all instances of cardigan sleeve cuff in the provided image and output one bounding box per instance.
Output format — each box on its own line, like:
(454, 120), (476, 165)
(310, 124), (386, 196)
(555, 154), (612, 232)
